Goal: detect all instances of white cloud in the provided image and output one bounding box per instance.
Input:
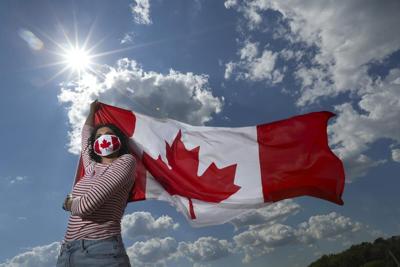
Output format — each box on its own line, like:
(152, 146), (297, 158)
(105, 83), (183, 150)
(0, 211), (373, 266)
(130, 0), (152, 25)
(0, 242), (60, 267)
(392, 148), (400, 162)
(234, 223), (297, 263)
(294, 66), (338, 105)
(239, 40), (258, 61)
(58, 58), (223, 154)
(233, 212), (364, 263)
(296, 212), (362, 244)
(230, 199), (300, 230)
(120, 32), (135, 44)
(126, 237), (178, 266)
(224, 0), (237, 9)
(224, 61), (236, 80)
(279, 49), (303, 62)
(224, 40), (284, 84)
(226, 0), (400, 104)
(329, 69), (400, 180)
(9, 176), (27, 185)
(248, 50), (280, 81)
(178, 236), (233, 263)
(225, 0), (400, 179)
(122, 211), (179, 239)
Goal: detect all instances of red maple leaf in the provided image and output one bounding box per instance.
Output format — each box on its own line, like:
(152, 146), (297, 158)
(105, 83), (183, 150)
(142, 130), (241, 219)
(100, 139), (111, 148)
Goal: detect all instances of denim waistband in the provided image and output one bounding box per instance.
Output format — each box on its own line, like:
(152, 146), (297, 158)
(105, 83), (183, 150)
(61, 235), (123, 251)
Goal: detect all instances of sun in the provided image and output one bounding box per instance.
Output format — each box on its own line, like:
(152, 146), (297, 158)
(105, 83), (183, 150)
(35, 20), (145, 83)
(63, 47), (92, 72)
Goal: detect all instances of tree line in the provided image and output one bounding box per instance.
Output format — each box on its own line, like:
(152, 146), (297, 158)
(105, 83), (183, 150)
(308, 236), (400, 267)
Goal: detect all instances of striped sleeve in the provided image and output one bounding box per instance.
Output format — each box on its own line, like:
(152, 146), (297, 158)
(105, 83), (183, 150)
(71, 154), (135, 217)
(81, 124), (94, 169)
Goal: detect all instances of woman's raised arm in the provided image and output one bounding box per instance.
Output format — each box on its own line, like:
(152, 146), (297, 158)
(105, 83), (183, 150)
(81, 100), (99, 169)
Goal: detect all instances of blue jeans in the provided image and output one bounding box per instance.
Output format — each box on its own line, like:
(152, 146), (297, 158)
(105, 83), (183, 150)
(56, 235), (131, 267)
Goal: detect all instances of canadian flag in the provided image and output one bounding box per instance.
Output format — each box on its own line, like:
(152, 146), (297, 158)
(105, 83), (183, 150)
(74, 102), (345, 227)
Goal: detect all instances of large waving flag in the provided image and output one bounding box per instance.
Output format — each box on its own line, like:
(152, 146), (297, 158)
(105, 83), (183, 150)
(74, 102), (345, 226)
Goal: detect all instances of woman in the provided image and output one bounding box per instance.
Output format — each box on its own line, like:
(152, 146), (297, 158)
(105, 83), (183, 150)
(57, 100), (135, 267)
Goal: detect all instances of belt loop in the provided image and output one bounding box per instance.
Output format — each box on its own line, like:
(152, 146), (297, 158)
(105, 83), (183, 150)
(81, 239), (85, 251)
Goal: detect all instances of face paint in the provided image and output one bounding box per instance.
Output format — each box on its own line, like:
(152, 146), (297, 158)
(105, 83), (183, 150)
(93, 134), (121, 157)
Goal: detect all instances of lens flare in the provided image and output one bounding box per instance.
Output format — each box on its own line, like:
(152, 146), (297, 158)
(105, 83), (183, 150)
(18, 28), (44, 50)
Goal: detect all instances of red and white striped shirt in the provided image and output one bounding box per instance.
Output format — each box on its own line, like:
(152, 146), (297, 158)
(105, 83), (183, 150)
(62, 124), (135, 244)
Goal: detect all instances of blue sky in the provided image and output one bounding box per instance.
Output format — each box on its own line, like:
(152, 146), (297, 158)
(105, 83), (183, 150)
(0, 0), (399, 266)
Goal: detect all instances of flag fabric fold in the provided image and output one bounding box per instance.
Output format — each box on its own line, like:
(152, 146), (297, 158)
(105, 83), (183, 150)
(74, 102), (345, 227)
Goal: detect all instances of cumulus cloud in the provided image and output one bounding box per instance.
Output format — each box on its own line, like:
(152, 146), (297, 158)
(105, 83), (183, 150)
(126, 237), (178, 266)
(122, 211), (179, 239)
(9, 176), (28, 185)
(224, 40), (284, 84)
(234, 223), (297, 263)
(233, 212), (363, 263)
(226, 0), (400, 103)
(279, 49), (303, 62)
(240, 41), (258, 61)
(224, 0), (237, 9)
(58, 58), (223, 154)
(296, 212), (362, 244)
(130, 0), (152, 25)
(225, 0), (400, 105)
(225, 0), (400, 179)
(224, 61), (235, 80)
(178, 236), (233, 264)
(0, 212), (371, 266)
(230, 199), (300, 230)
(120, 32), (135, 45)
(392, 148), (400, 163)
(126, 236), (234, 266)
(0, 242), (60, 267)
(329, 69), (400, 180)
(248, 50), (282, 82)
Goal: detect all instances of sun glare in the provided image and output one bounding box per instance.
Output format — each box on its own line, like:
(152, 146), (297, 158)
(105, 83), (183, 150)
(64, 48), (91, 72)
(36, 19), (144, 83)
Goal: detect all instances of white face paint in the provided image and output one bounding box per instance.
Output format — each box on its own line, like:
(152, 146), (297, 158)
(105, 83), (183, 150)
(93, 134), (121, 157)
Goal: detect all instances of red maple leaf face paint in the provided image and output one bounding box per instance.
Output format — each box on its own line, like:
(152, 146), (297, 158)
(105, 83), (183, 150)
(94, 134), (121, 156)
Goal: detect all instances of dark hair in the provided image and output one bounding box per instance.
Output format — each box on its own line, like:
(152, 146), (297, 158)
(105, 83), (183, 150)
(88, 123), (130, 162)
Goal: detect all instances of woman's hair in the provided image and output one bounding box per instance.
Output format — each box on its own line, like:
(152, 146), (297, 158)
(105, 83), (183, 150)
(88, 123), (130, 162)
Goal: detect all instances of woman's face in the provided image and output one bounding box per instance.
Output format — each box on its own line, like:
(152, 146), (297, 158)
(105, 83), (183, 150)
(95, 127), (115, 140)
(94, 126), (119, 159)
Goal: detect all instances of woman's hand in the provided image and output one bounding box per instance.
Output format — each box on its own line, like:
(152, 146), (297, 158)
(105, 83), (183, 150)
(85, 100), (99, 126)
(62, 194), (74, 212)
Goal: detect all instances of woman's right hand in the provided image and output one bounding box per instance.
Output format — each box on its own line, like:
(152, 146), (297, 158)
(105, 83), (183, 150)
(85, 100), (99, 126)
(62, 194), (73, 211)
